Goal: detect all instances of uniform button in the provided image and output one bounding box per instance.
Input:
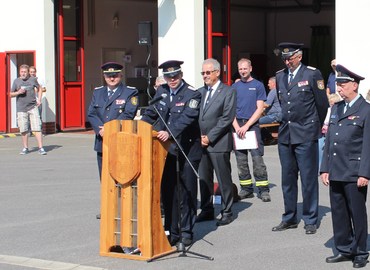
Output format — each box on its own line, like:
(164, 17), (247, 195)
(358, 157), (361, 160)
(288, 121), (291, 124)
(354, 122), (357, 125)
(178, 110), (181, 112)
(189, 139), (192, 142)
(107, 108), (110, 111)
(335, 133), (338, 135)
(288, 93), (290, 95)
(334, 142), (337, 145)
(339, 123), (342, 126)
(169, 112), (171, 115)
(333, 153), (336, 156)
(288, 101), (290, 104)
(106, 116), (109, 119)
(288, 111), (291, 113)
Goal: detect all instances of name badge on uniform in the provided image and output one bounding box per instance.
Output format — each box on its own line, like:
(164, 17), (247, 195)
(176, 102), (185, 107)
(298, 81), (309, 87)
(159, 101), (166, 106)
(116, 99), (125, 105)
(331, 114), (337, 119)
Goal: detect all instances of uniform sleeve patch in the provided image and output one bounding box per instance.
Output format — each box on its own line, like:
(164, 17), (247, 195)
(131, 96), (138, 105)
(116, 99), (125, 105)
(317, 80), (325, 90)
(189, 99), (199, 108)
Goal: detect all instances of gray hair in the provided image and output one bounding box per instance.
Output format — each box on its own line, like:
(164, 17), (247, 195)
(202, 58), (220, 71)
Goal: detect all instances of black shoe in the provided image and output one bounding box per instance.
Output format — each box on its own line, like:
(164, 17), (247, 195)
(353, 258), (368, 268)
(96, 214), (101, 219)
(325, 254), (352, 263)
(181, 237), (193, 247)
(195, 211), (214, 223)
(272, 221), (298, 231)
(304, 224), (317, 234)
(238, 189), (254, 200)
(216, 214), (233, 226)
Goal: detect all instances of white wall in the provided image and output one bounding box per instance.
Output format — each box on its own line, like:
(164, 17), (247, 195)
(158, 0), (205, 88)
(0, 0), (56, 123)
(336, 0), (370, 96)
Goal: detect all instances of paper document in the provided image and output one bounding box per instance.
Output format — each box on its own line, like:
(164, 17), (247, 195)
(233, 131), (258, 150)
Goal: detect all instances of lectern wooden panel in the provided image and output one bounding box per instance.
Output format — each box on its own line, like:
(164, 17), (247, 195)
(99, 120), (174, 261)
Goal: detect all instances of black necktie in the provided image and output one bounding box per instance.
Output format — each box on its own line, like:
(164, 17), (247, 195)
(344, 103), (349, 114)
(204, 87), (213, 108)
(288, 74), (294, 84)
(108, 90), (113, 99)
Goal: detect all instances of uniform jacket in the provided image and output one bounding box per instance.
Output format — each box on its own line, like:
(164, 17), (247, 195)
(276, 64), (328, 144)
(87, 83), (138, 153)
(320, 96), (370, 182)
(198, 82), (236, 152)
(141, 80), (202, 160)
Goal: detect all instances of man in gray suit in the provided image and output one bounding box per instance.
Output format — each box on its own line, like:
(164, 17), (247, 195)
(196, 58), (237, 226)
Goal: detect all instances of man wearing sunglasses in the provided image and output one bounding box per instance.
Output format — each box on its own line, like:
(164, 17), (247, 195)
(320, 65), (369, 268)
(87, 62), (138, 198)
(272, 43), (328, 235)
(196, 58), (236, 226)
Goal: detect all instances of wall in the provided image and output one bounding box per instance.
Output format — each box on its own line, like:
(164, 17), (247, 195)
(83, 0), (158, 108)
(0, 0), (56, 126)
(336, 0), (369, 96)
(158, 0), (205, 89)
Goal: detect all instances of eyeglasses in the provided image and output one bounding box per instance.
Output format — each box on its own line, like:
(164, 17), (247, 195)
(282, 55), (300, 63)
(200, 70), (217, 76)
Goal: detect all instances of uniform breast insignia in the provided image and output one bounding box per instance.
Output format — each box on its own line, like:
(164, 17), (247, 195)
(175, 102), (185, 107)
(330, 114), (337, 119)
(317, 80), (325, 90)
(159, 100), (166, 106)
(348, 116), (360, 120)
(130, 96), (138, 105)
(298, 80), (309, 87)
(119, 109), (123, 113)
(189, 99), (199, 108)
(307, 66), (317, 70)
(116, 99), (125, 105)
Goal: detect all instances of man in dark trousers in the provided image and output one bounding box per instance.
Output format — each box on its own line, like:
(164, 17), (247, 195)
(141, 60), (202, 247)
(272, 43), (328, 235)
(196, 58), (236, 226)
(321, 65), (370, 268)
(87, 62), (138, 219)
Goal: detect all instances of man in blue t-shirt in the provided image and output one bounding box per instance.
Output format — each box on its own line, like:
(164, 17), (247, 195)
(232, 58), (271, 202)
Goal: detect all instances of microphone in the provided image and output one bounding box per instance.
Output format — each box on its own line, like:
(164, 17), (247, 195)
(148, 93), (167, 105)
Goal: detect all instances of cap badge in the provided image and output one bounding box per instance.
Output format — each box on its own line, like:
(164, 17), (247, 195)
(283, 48), (290, 53)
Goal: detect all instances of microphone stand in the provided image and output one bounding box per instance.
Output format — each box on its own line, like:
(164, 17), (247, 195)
(147, 100), (214, 262)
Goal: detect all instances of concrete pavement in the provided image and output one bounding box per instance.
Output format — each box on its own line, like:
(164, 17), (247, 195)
(0, 132), (367, 270)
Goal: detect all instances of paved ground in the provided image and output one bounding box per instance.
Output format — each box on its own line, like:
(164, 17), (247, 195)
(0, 132), (368, 270)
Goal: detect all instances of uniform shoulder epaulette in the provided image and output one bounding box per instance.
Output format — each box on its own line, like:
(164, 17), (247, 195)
(307, 66), (317, 70)
(127, 85), (137, 89)
(188, 85), (197, 91)
(94, 85), (104, 90)
(276, 68), (284, 74)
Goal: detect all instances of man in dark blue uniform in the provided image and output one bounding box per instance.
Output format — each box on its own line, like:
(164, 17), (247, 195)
(88, 62), (139, 182)
(272, 43), (328, 235)
(321, 65), (370, 268)
(141, 60), (202, 247)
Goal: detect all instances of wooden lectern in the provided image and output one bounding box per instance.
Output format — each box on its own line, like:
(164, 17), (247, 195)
(99, 120), (174, 261)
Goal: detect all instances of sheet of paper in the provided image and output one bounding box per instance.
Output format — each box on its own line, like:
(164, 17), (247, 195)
(233, 131), (258, 150)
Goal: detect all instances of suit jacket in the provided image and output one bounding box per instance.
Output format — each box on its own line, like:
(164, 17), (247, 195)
(198, 82), (236, 152)
(141, 81), (202, 159)
(320, 96), (370, 182)
(87, 83), (138, 153)
(276, 64), (328, 144)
